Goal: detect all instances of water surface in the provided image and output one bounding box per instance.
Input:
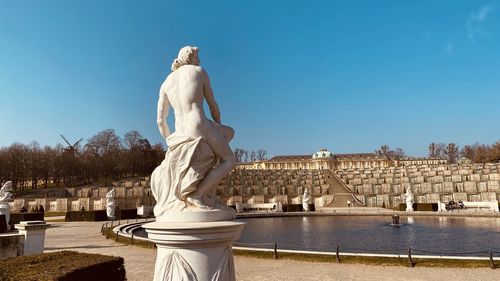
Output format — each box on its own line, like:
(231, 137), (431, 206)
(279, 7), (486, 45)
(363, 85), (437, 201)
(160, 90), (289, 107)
(235, 216), (500, 256)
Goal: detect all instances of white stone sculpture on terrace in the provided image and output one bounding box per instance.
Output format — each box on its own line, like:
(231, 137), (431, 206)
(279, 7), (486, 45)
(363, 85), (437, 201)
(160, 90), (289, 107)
(302, 188), (312, 212)
(106, 188), (116, 219)
(404, 186), (414, 212)
(0, 181), (14, 231)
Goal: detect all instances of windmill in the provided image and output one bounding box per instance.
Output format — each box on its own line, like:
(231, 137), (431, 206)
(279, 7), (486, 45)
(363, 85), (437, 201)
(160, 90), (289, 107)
(60, 135), (84, 157)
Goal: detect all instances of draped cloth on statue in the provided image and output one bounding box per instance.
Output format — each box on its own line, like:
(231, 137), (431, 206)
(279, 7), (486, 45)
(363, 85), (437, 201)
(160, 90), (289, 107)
(151, 133), (216, 218)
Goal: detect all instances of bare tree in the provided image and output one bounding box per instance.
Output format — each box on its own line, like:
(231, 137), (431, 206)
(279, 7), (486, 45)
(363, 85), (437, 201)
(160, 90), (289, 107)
(123, 130), (143, 150)
(393, 148), (406, 160)
(375, 145), (405, 160)
(27, 141), (42, 189)
(233, 148), (245, 163)
(491, 141), (500, 162)
(444, 143), (459, 163)
(428, 143), (438, 158)
(256, 149), (267, 160)
(435, 143), (446, 159)
(86, 129), (122, 157)
(475, 144), (490, 163)
(85, 129), (122, 185)
(249, 150), (257, 162)
(461, 144), (477, 161)
(7, 143), (29, 192)
(375, 145), (390, 157)
(242, 150), (249, 162)
(123, 130), (145, 176)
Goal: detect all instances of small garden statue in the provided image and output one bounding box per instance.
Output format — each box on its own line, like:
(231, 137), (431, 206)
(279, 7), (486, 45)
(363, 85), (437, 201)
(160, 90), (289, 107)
(0, 181), (14, 231)
(106, 188), (116, 219)
(404, 186), (414, 212)
(302, 188), (312, 212)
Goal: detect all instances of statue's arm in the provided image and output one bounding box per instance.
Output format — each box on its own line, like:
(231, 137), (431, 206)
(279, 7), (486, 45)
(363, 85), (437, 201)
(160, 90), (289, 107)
(157, 85), (171, 139)
(202, 69), (221, 124)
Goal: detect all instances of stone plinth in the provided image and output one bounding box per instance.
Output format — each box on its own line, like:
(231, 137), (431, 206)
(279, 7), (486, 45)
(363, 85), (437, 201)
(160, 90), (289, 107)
(0, 232), (24, 258)
(14, 220), (51, 255)
(143, 221), (244, 281)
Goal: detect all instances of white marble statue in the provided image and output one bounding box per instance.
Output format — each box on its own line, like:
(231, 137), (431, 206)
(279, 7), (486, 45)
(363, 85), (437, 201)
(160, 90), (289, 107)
(404, 186), (414, 212)
(152, 46), (237, 221)
(106, 188), (116, 218)
(0, 181), (14, 230)
(302, 188), (312, 212)
(144, 46), (244, 281)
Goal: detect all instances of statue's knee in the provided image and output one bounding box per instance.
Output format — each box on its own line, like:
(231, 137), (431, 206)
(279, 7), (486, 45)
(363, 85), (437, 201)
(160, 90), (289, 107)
(224, 126), (234, 141)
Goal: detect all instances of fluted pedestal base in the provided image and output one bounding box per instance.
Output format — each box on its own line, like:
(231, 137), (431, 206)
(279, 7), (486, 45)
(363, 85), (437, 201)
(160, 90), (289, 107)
(143, 221), (244, 281)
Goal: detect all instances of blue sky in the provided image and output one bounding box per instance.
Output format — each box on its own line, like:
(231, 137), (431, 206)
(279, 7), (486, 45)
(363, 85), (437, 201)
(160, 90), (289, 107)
(0, 1), (499, 157)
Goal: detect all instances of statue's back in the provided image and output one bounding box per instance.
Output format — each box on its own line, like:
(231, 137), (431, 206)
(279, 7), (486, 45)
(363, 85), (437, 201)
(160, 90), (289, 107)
(165, 65), (204, 109)
(163, 65), (207, 137)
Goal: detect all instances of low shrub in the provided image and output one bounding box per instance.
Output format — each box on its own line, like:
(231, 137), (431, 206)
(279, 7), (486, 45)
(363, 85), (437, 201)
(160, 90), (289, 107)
(116, 209), (137, 220)
(284, 204), (315, 212)
(0, 215), (7, 233)
(44, 211), (67, 217)
(9, 212), (44, 228)
(398, 203), (438, 211)
(0, 250), (125, 281)
(65, 210), (107, 222)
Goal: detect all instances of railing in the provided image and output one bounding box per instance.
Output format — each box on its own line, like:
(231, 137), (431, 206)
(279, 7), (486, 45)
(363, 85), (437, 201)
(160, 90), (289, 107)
(100, 217), (156, 247)
(233, 241), (499, 269)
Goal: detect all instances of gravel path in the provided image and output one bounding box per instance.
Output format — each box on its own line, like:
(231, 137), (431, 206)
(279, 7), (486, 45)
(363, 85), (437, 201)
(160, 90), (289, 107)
(43, 221), (500, 281)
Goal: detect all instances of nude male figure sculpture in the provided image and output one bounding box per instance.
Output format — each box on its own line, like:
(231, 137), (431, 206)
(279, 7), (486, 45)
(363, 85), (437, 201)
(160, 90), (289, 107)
(153, 46), (236, 214)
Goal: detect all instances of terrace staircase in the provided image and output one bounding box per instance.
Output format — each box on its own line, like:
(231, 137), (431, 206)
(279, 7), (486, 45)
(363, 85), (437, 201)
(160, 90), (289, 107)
(323, 170), (365, 207)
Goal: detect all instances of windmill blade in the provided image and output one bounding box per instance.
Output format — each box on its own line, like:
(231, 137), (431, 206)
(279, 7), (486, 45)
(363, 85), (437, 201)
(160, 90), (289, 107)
(74, 138), (84, 147)
(60, 135), (72, 147)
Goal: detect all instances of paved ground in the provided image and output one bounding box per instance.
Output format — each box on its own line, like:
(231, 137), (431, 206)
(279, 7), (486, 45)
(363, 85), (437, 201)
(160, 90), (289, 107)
(43, 220), (500, 281)
(44, 220), (156, 280)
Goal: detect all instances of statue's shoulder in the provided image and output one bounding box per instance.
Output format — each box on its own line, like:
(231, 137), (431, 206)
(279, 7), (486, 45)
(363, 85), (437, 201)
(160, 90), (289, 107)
(182, 65), (204, 73)
(164, 66), (205, 87)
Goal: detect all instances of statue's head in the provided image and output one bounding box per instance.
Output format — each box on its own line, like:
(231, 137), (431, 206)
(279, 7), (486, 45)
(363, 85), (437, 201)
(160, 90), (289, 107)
(171, 46), (200, 71)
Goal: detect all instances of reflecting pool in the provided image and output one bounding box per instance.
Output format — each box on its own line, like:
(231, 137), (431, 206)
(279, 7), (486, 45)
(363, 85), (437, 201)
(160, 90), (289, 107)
(235, 216), (500, 255)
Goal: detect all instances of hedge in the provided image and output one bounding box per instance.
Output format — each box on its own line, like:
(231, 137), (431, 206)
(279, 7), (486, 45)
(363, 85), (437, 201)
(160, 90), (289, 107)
(64, 209), (138, 221)
(9, 212), (44, 229)
(398, 203), (438, 211)
(0, 215), (6, 233)
(284, 204), (315, 212)
(0, 251), (125, 281)
(65, 210), (107, 222)
(115, 209), (137, 220)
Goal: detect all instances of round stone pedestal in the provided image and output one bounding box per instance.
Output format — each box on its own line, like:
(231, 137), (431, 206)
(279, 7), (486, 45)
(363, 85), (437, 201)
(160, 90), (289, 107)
(143, 221), (244, 281)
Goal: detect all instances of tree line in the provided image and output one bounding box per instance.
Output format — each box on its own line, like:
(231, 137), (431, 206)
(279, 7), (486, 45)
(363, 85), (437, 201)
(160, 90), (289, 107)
(427, 142), (460, 163)
(233, 148), (268, 163)
(374, 145), (406, 160)
(428, 141), (500, 164)
(0, 129), (166, 192)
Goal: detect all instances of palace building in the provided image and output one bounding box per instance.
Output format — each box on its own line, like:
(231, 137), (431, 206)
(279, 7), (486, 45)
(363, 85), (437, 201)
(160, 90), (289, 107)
(237, 149), (447, 170)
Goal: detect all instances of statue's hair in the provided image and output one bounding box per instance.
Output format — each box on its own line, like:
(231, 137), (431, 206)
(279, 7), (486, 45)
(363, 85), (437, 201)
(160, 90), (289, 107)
(171, 46), (199, 71)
